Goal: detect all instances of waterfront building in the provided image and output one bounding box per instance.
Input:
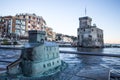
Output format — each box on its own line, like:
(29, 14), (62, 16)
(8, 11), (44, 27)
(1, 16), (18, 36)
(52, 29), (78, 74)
(0, 16), (25, 38)
(16, 13), (46, 36)
(77, 16), (104, 48)
(0, 13), (57, 41)
(56, 33), (74, 43)
(62, 35), (73, 43)
(0, 13), (46, 38)
(45, 26), (56, 41)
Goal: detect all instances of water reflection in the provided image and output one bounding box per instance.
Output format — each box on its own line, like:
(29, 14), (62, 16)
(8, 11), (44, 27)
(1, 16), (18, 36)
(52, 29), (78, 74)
(77, 48), (104, 66)
(77, 47), (120, 78)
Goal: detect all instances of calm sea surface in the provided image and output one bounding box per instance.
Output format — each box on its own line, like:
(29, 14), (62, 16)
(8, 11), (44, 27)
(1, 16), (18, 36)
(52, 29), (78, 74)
(60, 48), (120, 74)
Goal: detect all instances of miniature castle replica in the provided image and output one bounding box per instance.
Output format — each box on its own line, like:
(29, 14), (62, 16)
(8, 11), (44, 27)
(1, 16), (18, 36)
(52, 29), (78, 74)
(1, 30), (62, 79)
(77, 16), (104, 48)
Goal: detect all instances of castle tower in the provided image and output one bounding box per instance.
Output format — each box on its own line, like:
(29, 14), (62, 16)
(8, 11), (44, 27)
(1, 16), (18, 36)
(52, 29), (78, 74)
(79, 16), (92, 28)
(77, 16), (104, 48)
(78, 16), (92, 46)
(28, 30), (46, 43)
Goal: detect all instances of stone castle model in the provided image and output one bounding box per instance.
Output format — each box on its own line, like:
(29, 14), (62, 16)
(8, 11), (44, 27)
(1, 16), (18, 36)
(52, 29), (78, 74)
(3, 30), (61, 79)
(77, 16), (104, 48)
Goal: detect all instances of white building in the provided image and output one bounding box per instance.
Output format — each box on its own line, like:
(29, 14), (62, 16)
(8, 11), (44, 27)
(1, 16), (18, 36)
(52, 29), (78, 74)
(62, 36), (73, 43)
(77, 16), (104, 48)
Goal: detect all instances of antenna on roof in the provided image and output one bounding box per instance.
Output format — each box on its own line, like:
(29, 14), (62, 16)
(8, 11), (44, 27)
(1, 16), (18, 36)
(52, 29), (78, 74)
(85, 6), (87, 16)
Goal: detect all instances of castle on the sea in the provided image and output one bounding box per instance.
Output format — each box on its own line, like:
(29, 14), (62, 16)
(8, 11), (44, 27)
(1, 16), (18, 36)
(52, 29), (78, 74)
(77, 16), (104, 48)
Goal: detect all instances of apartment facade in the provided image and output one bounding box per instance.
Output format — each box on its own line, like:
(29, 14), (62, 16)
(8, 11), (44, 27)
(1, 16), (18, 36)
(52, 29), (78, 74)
(0, 16), (25, 38)
(16, 13), (46, 36)
(0, 13), (46, 38)
(77, 16), (104, 48)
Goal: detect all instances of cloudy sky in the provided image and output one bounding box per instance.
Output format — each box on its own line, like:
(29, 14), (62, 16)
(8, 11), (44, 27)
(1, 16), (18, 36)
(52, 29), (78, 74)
(0, 0), (120, 43)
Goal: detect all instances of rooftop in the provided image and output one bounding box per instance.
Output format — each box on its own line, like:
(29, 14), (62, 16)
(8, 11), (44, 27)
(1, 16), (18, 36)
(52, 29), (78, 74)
(79, 16), (92, 20)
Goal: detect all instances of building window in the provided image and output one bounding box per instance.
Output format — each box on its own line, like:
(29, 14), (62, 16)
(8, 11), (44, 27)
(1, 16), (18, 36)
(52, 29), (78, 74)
(29, 16), (31, 19)
(50, 47), (51, 51)
(52, 62), (54, 65)
(21, 20), (25, 25)
(43, 64), (46, 68)
(57, 60), (59, 63)
(15, 25), (20, 29)
(92, 29), (94, 31)
(15, 29), (20, 35)
(16, 20), (21, 24)
(46, 47), (48, 51)
(47, 63), (51, 67)
(41, 39), (44, 43)
(47, 63), (49, 67)
(23, 15), (25, 18)
(81, 35), (83, 39)
(89, 35), (92, 38)
(84, 29), (85, 31)
(33, 17), (35, 20)
(78, 35), (79, 39)
(53, 53), (55, 58)
(56, 53), (59, 57)
(37, 27), (39, 29)
(21, 30), (25, 35)
(47, 54), (49, 58)
(21, 25), (25, 30)
(28, 26), (30, 28)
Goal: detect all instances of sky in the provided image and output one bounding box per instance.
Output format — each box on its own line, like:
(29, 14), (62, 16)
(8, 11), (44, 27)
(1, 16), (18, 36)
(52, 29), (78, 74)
(0, 0), (120, 44)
